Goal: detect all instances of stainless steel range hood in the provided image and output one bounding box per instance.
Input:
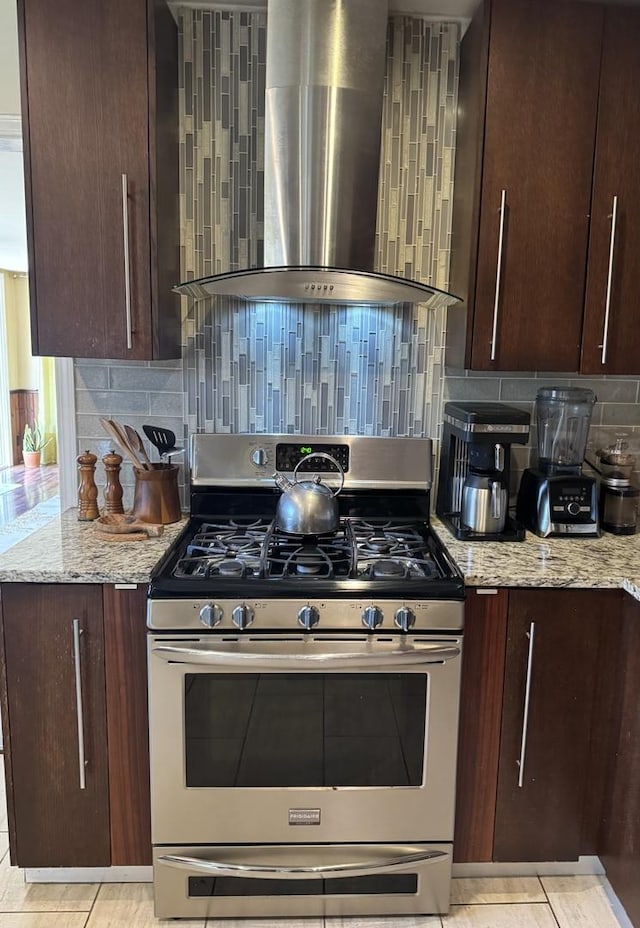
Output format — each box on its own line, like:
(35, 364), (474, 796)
(175, 0), (460, 309)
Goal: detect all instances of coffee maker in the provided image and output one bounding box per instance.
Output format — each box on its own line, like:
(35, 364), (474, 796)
(516, 387), (599, 537)
(437, 402), (531, 540)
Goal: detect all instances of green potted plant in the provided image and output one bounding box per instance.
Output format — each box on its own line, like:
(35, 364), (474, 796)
(22, 423), (49, 468)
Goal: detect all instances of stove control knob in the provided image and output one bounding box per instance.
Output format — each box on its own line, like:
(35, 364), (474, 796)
(232, 603), (254, 630)
(199, 602), (223, 628)
(251, 448), (269, 467)
(298, 605), (320, 630)
(362, 605), (384, 630)
(394, 606), (416, 633)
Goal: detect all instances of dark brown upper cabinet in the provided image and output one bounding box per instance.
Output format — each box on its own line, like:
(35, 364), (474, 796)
(18, 0), (180, 360)
(448, 0), (603, 372)
(581, 8), (640, 375)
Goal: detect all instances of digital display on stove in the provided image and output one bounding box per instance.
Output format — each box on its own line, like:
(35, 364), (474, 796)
(275, 443), (350, 472)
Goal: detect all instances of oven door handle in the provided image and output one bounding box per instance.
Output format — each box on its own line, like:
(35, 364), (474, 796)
(157, 846), (448, 879)
(151, 643), (460, 669)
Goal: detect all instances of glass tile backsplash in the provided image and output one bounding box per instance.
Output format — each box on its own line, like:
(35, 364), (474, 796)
(179, 10), (459, 438)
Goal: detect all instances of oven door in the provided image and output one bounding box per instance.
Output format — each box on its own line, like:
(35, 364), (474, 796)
(148, 633), (462, 845)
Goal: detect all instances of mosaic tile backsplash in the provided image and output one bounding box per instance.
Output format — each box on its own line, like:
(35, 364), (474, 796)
(179, 9), (459, 437)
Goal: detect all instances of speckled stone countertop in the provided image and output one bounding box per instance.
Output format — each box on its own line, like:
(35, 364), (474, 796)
(432, 516), (640, 600)
(0, 509), (187, 584)
(2, 508), (640, 597)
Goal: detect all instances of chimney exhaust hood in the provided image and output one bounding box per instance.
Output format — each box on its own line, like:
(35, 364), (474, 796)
(174, 0), (461, 309)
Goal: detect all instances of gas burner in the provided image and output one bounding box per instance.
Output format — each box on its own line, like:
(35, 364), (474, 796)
(363, 535), (393, 554)
(217, 559), (247, 577)
(266, 527), (356, 580)
(371, 559), (406, 579)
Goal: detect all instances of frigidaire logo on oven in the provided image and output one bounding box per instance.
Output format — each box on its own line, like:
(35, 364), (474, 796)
(289, 808), (321, 825)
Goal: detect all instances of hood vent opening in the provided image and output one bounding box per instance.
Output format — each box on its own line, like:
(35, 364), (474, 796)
(175, 0), (461, 310)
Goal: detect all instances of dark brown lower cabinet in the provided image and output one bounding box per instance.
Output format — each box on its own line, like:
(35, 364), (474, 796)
(103, 584), (152, 865)
(0, 582), (152, 869)
(493, 589), (617, 862)
(599, 593), (640, 926)
(0, 584), (110, 867)
(454, 588), (508, 862)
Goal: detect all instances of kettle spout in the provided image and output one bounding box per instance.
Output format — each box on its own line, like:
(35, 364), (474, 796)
(273, 472), (294, 493)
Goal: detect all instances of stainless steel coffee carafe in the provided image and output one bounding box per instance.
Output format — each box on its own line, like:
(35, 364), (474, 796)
(460, 443), (507, 534)
(461, 472), (507, 534)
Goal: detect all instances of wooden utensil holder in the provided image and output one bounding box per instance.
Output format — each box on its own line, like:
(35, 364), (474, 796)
(132, 463), (181, 524)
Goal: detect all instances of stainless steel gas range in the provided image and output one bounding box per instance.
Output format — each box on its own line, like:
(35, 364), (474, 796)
(147, 434), (465, 919)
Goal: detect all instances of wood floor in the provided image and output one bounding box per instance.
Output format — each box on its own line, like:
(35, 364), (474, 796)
(0, 466), (59, 528)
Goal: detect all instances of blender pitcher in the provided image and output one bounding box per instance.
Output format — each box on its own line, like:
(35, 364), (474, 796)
(535, 387), (597, 474)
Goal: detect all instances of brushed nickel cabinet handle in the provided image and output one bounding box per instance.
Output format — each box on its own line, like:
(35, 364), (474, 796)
(72, 618), (87, 790)
(516, 621), (535, 788)
(121, 173), (133, 350)
(600, 195), (618, 365)
(490, 189), (507, 362)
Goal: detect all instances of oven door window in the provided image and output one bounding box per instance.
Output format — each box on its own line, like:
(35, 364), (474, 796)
(184, 673), (427, 787)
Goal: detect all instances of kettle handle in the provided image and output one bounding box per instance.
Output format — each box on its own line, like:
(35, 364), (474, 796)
(293, 452), (345, 497)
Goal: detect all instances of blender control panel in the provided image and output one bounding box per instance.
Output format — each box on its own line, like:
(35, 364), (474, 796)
(549, 479), (595, 518)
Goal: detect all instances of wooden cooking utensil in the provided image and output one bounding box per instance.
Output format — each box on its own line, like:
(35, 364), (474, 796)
(124, 425), (153, 468)
(99, 418), (145, 470)
(95, 514), (164, 537)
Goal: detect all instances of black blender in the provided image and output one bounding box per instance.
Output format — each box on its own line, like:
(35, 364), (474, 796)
(516, 387), (599, 537)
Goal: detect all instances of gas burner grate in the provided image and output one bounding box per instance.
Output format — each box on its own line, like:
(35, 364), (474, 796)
(170, 516), (442, 584)
(173, 519), (269, 579)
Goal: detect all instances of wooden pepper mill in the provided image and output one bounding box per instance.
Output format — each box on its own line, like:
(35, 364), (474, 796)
(102, 450), (124, 515)
(77, 450), (99, 521)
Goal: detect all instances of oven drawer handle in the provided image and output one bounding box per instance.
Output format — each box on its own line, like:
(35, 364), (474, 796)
(151, 644), (460, 669)
(158, 847), (448, 880)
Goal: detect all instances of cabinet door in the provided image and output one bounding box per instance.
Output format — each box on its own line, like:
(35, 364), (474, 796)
(454, 589), (508, 863)
(103, 584), (151, 865)
(493, 589), (608, 862)
(0, 584), (110, 867)
(581, 9), (640, 375)
(599, 593), (640, 926)
(18, 0), (178, 360)
(470, 0), (602, 372)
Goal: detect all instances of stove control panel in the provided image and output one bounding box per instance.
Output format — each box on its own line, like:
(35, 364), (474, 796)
(199, 602), (223, 628)
(149, 598), (464, 633)
(275, 442), (350, 473)
(297, 605), (320, 629)
(232, 603), (254, 629)
(362, 605), (384, 629)
(394, 606), (416, 632)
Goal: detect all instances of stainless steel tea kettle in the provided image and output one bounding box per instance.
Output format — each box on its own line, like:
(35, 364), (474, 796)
(273, 452), (345, 535)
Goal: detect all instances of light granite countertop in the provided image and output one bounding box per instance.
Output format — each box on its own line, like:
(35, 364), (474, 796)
(0, 509), (187, 585)
(2, 508), (640, 598)
(431, 516), (640, 600)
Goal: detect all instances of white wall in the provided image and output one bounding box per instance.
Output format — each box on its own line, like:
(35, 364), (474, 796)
(0, 0), (20, 116)
(0, 1), (27, 272)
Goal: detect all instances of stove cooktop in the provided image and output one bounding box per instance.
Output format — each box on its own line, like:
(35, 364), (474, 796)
(149, 513), (463, 600)
(149, 433), (464, 604)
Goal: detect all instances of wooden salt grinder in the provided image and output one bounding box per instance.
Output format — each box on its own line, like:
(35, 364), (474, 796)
(102, 450), (124, 515)
(77, 450), (99, 521)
